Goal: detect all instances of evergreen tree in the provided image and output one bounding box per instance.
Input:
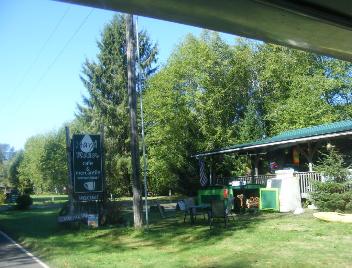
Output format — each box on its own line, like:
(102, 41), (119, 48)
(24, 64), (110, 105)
(77, 15), (157, 195)
(315, 147), (349, 183)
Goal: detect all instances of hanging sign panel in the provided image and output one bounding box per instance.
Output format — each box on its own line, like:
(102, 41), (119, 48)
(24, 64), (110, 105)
(72, 134), (104, 201)
(292, 146), (300, 165)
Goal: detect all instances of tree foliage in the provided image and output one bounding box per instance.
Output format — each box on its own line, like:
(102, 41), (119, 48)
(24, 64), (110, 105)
(144, 33), (259, 192)
(144, 32), (352, 194)
(18, 128), (68, 193)
(0, 144), (15, 186)
(254, 45), (352, 135)
(39, 129), (68, 192)
(7, 150), (24, 188)
(18, 135), (46, 193)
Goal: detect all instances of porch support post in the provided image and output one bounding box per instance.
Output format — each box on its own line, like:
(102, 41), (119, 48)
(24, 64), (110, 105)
(307, 143), (313, 172)
(250, 154), (258, 183)
(297, 142), (320, 172)
(308, 162), (313, 172)
(254, 154), (259, 176)
(249, 155), (253, 183)
(209, 165), (213, 186)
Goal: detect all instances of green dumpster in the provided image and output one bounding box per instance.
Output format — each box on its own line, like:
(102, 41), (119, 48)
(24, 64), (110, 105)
(197, 186), (233, 206)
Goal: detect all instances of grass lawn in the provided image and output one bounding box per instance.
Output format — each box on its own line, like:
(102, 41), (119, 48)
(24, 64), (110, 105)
(1, 194), (69, 208)
(0, 207), (351, 268)
(2, 194), (180, 208)
(31, 195), (68, 206)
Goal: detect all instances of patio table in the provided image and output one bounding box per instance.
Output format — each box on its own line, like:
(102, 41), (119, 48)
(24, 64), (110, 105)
(188, 204), (210, 224)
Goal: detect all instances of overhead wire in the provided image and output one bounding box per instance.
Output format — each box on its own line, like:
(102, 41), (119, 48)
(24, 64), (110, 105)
(0, 6), (71, 114)
(10, 8), (94, 116)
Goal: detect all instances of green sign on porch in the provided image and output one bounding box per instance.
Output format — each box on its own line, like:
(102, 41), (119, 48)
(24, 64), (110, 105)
(72, 134), (104, 201)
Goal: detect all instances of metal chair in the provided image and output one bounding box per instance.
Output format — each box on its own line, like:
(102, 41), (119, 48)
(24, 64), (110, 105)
(209, 198), (235, 228)
(176, 200), (189, 222)
(226, 197), (236, 220)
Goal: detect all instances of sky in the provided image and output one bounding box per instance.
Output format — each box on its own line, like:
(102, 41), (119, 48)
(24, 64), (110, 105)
(0, 0), (237, 150)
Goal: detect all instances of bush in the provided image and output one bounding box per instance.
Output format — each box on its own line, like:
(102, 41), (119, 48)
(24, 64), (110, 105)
(313, 181), (345, 193)
(311, 148), (352, 212)
(0, 192), (6, 205)
(346, 202), (352, 213)
(16, 194), (33, 210)
(341, 191), (352, 202)
(311, 181), (352, 212)
(315, 148), (349, 183)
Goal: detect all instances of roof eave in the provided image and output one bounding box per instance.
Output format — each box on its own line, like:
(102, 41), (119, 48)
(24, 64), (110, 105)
(193, 130), (352, 158)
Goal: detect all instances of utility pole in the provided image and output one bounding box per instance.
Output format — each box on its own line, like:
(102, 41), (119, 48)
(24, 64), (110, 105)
(65, 126), (74, 214)
(135, 17), (149, 227)
(126, 13), (143, 228)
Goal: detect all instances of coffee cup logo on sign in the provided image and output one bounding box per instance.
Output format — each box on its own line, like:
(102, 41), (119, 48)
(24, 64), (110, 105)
(80, 135), (97, 153)
(84, 181), (96, 191)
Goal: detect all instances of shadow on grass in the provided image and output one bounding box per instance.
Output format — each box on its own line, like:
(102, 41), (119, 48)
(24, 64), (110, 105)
(134, 211), (289, 253)
(0, 206), (288, 265)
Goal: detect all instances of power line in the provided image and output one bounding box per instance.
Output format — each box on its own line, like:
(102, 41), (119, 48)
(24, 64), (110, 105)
(0, 6), (71, 114)
(10, 8), (94, 116)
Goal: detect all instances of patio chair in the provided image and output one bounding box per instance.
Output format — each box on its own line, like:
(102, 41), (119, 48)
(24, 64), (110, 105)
(177, 198), (208, 223)
(209, 198), (236, 228)
(176, 200), (188, 222)
(226, 197), (236, 223)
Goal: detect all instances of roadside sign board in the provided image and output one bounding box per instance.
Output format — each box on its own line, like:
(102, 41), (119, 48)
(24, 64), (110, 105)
(10, 194), (19, 203)
(72, 134), (104, 201)
(87, 214), (99, 228)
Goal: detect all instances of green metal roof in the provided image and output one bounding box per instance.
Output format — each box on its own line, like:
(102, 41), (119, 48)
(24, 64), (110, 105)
(247, 119), (352, 146)
(195, 119), (352, 157)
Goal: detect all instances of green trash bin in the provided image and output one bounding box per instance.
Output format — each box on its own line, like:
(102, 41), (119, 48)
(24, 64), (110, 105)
(198, 186), (233, 206)
(260, 188), (279, 211)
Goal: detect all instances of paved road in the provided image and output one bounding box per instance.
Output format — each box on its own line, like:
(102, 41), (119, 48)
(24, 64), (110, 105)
(0, 231), (48, 268)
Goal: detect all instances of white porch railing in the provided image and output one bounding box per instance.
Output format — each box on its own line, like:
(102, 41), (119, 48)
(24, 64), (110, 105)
(236, 174), (276, 185)
(216, 174), (275, 186)
(294, 172), (322, 198)
(216, 172), (323, 199)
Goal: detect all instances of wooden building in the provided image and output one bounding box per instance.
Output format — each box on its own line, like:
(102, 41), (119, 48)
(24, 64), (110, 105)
(194, 120), (352, 198)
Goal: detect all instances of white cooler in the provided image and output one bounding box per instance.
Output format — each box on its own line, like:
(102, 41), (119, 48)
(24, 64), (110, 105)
(267, 170), (302, 212)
